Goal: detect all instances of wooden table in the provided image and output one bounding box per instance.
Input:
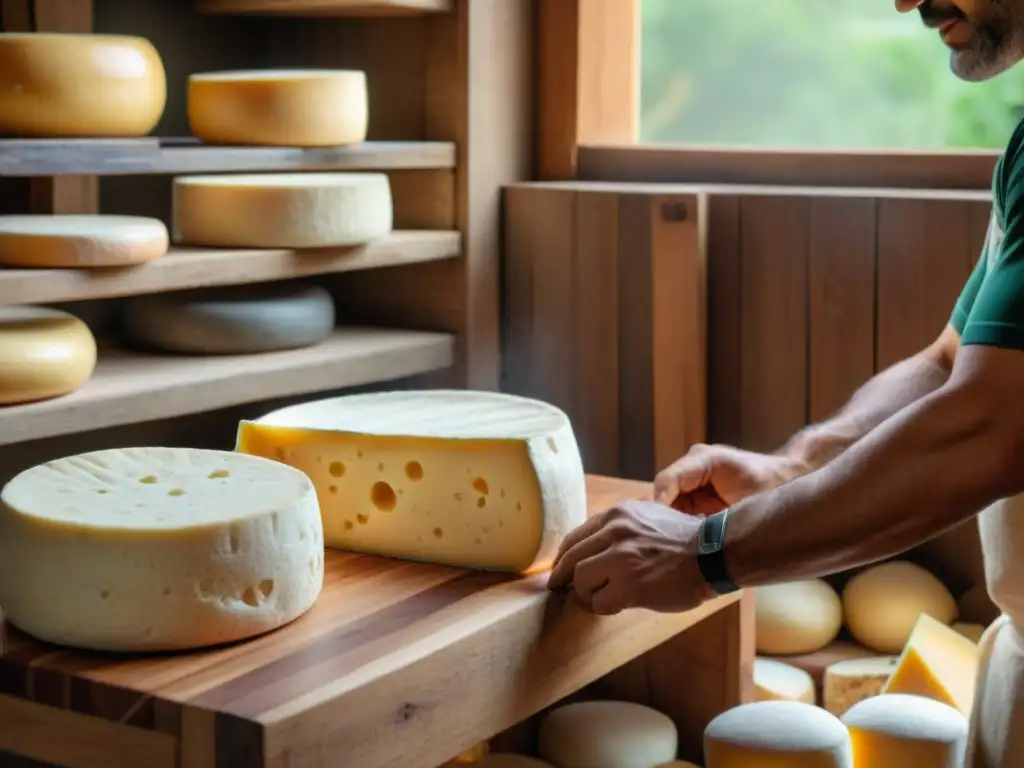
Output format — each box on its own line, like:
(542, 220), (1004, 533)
(0, 476), (754, 768)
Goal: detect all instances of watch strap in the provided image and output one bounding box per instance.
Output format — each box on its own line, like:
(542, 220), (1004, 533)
(696, 509), (740, 595)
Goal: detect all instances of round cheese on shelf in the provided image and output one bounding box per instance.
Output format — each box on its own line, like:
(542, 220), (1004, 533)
(822, 656), (899, 716)
(0, 306), (96, 405)
(755, 579), (843, 655)
(121, 283), (335, 355)
(0, 215), (169, 268)
(188, 69), (368, 147)
(841, 693), (968, 767)
(951, 621), (986, 643)
(754, 657), (816, 704)
(0, 33), (166, 137)
(236, 390), (588, 575)
(538, 701), (678, 768)
(172, 172), (393, 249)
(842, 561), (956, 654)
(474, 757), (555, 768)
(0, 447), (324, 652)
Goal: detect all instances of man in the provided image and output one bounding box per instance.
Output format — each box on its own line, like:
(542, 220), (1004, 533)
(547, 1), (1024, 765)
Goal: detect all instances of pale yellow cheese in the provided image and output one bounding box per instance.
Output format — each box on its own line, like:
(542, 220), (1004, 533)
(841, 693), (967, 767)
(172, 173), (393, 248)
(538, 701), (678, 768)
(236, 390), (588, 575)
(755, 580), (843, 654)
(0, 306), (96, 404)
(0, 447), (323, 652)
(951, 621), (986, 643)
(0, 215), (169, 268)
(822, 656), (899, 716)
(754, 657), (816, 705)
(188, 69), (367, 147)
(0, 33), (166, 137)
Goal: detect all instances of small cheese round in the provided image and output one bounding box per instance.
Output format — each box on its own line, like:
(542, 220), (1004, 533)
(188, 69), (368, 147)
(704, 701), (852, 767)
(0, 447), (324, 652)
(755, 580), (843, 655)
(474, 757), (554, 768)
(452, 743), (489, 764)
(121, 283), (335, 355)
(0, 215), (169, 268)
(755, 657), (816, 704)
(951, 621), (986, 644)
(841, 693), (968, 767)
(0, 33), (166, 137)
(823, 656), (900, 716)
(538, 701), (678, 768)
(842, 562), (957, 653)
(172, 172), (393, 249)
(0, 306), (96, 404)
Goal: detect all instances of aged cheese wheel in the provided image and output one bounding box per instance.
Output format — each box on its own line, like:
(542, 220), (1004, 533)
(951, 621), (986, 643)
(0, 215), (169, 268)
(172, 172), (393, 248)
(0, 447), (323, 651)
(188, 69), (368, 147)
(0, 33), (166, 137)
(843, 561), (957, 653)
(121, 283), (335, 355)
(755, 580), (843, 655)
(842, 693), (968, 767)
(0, 306), (96, 404)
(754, 657), (816, 704)
(822, 656), (899, 716)
(538, 701), (678, 768)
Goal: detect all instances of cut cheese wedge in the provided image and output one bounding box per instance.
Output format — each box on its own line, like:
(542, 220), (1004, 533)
(841, 693), (968, 767)
(538, 701), (678, 768)
(0, 33), (166, 137)
(236, 390), (588, 574)
(188, 69), (368, 147)
(0, 447), (323, 652)
(755, 579), (843, 655)
(0, 306), (96, 404)
(172, 172), (393, 248)
(754, 657), (816, 704)
(822, 656), (899, 716)
(0, 215), (169, 268)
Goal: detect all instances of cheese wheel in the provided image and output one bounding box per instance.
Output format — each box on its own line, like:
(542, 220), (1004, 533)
(754, 657), (816, 704)
(538, 701), (678, 768)
(0, 215), (169, 268)
(703, 701), (852, 767)
(0, 306), (96, 404)
(755, 580), (843, 655)
(236, 390), (588, 575)
(951, 621), (986, 643)
(822, 656), (899, 716)
(0, 33), (166, 137)
(0, 447), (323, 652)
(188, 69), (368, 147)
(172, 172), (393, 249)
(841, 693), (968, 767)
(473, 757), (555, 768)
(842, 561), (957, 653)
(121, 283), (335, 355)
(452, 743), (489, 763)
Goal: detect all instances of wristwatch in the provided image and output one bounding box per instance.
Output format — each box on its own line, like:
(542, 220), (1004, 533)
(696, 509), (740, 595)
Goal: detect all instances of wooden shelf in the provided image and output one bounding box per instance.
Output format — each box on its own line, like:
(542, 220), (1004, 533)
(195, 0), (453, 15)
(0, 231), (459, 307)
(0, 138), (456, 177)
(0, 328), (454, 446)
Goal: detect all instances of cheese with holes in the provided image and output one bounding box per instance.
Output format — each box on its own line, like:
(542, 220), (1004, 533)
(0, 33), (166, 137)
(121, 283), (335, 355)
(538, 701), (677, 768)
(0, 306), (96, 404)
(755, 657), (816, 704)
(842, 693), (967, 767)
(843, 561), (957, 653)
(0, 215), (169, 268)
(882, 613), (979, 716)
(236, 390), (588, 574)
(704, 701), (852, 767)
(188, 69), (367, 147)
(823, 656), (900, 716)
(952, 621), (985, 643)
(755, 580), (843, 655)
(172, 172), (392, 248)
(0, 447), (323, 652)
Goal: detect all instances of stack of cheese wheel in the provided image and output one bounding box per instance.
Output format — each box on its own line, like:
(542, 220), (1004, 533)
(538, 701), (679, 768)
(0, 216), (170, 268)
(0, 306), (97, 405)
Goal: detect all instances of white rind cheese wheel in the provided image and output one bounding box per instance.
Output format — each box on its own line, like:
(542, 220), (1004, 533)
(188, 69), (368, 147)
(0, 447), (324, 652)
(172, 172), (393, 248)
(121, 283), (335, 355)
(822, 656), (899, 716)
(474, 757), (555, 768)
(538, 701), (678, 768)
(841, 693), (968, 767)
(755, 579), (843, 655)
(842, 561), (957, 653)
(236, 390), (588, 575)
(0, 215), (169, 268)
(0, 306), (96, 404)
(0, 33), (166, 137)
(755, 657), (816, 704)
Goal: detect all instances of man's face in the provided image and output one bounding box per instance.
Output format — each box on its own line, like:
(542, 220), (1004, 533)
(896, 0), (1024, 81)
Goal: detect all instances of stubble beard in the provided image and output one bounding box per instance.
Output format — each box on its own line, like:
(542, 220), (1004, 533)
(950, 0), (1024, 81)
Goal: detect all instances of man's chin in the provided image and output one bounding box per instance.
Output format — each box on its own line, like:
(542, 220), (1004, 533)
(949, 49), (1015, 81)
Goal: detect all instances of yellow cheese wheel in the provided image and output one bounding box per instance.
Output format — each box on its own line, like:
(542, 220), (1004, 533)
(0, 306), (96, 404)
(0, 33), (166, 138)
(755, 579), (843, 655)
(0, 215), (169, 268)
(188, 69), (368, 147)
(842, 693), (968, 767)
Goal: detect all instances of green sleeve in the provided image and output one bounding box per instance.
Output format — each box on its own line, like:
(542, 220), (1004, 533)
(951, 249), (987, 335)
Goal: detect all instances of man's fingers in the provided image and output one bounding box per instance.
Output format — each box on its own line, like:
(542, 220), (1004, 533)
(547, 523), (618, 590)
(551, 511), (604, 571)
(590, 578), (634, 616)
(653, 457), (711, 505)
(571, 550), (614, 602)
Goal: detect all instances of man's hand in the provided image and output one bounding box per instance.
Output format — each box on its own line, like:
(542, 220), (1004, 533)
(546, 500), (716, 615)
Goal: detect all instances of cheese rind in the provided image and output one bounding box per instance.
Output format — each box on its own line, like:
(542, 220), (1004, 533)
(755, 657), (817, 705)
(0, 306), (96, 404)
(841, 693), (968, 768)
(538, 701), (678, 768)
(0, 215), (169, 268)
(188, 69), (368, 147)
(236, 390), (588, 575)
(172, 172), (393, 248)
(755, 580), (843, 655)
(0, 447), (323, 652)
(822, 656), (900, 716)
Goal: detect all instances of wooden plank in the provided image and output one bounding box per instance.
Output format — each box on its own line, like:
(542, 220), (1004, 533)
(706, 195), (742, 446)
(195, 0), (452, 15)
